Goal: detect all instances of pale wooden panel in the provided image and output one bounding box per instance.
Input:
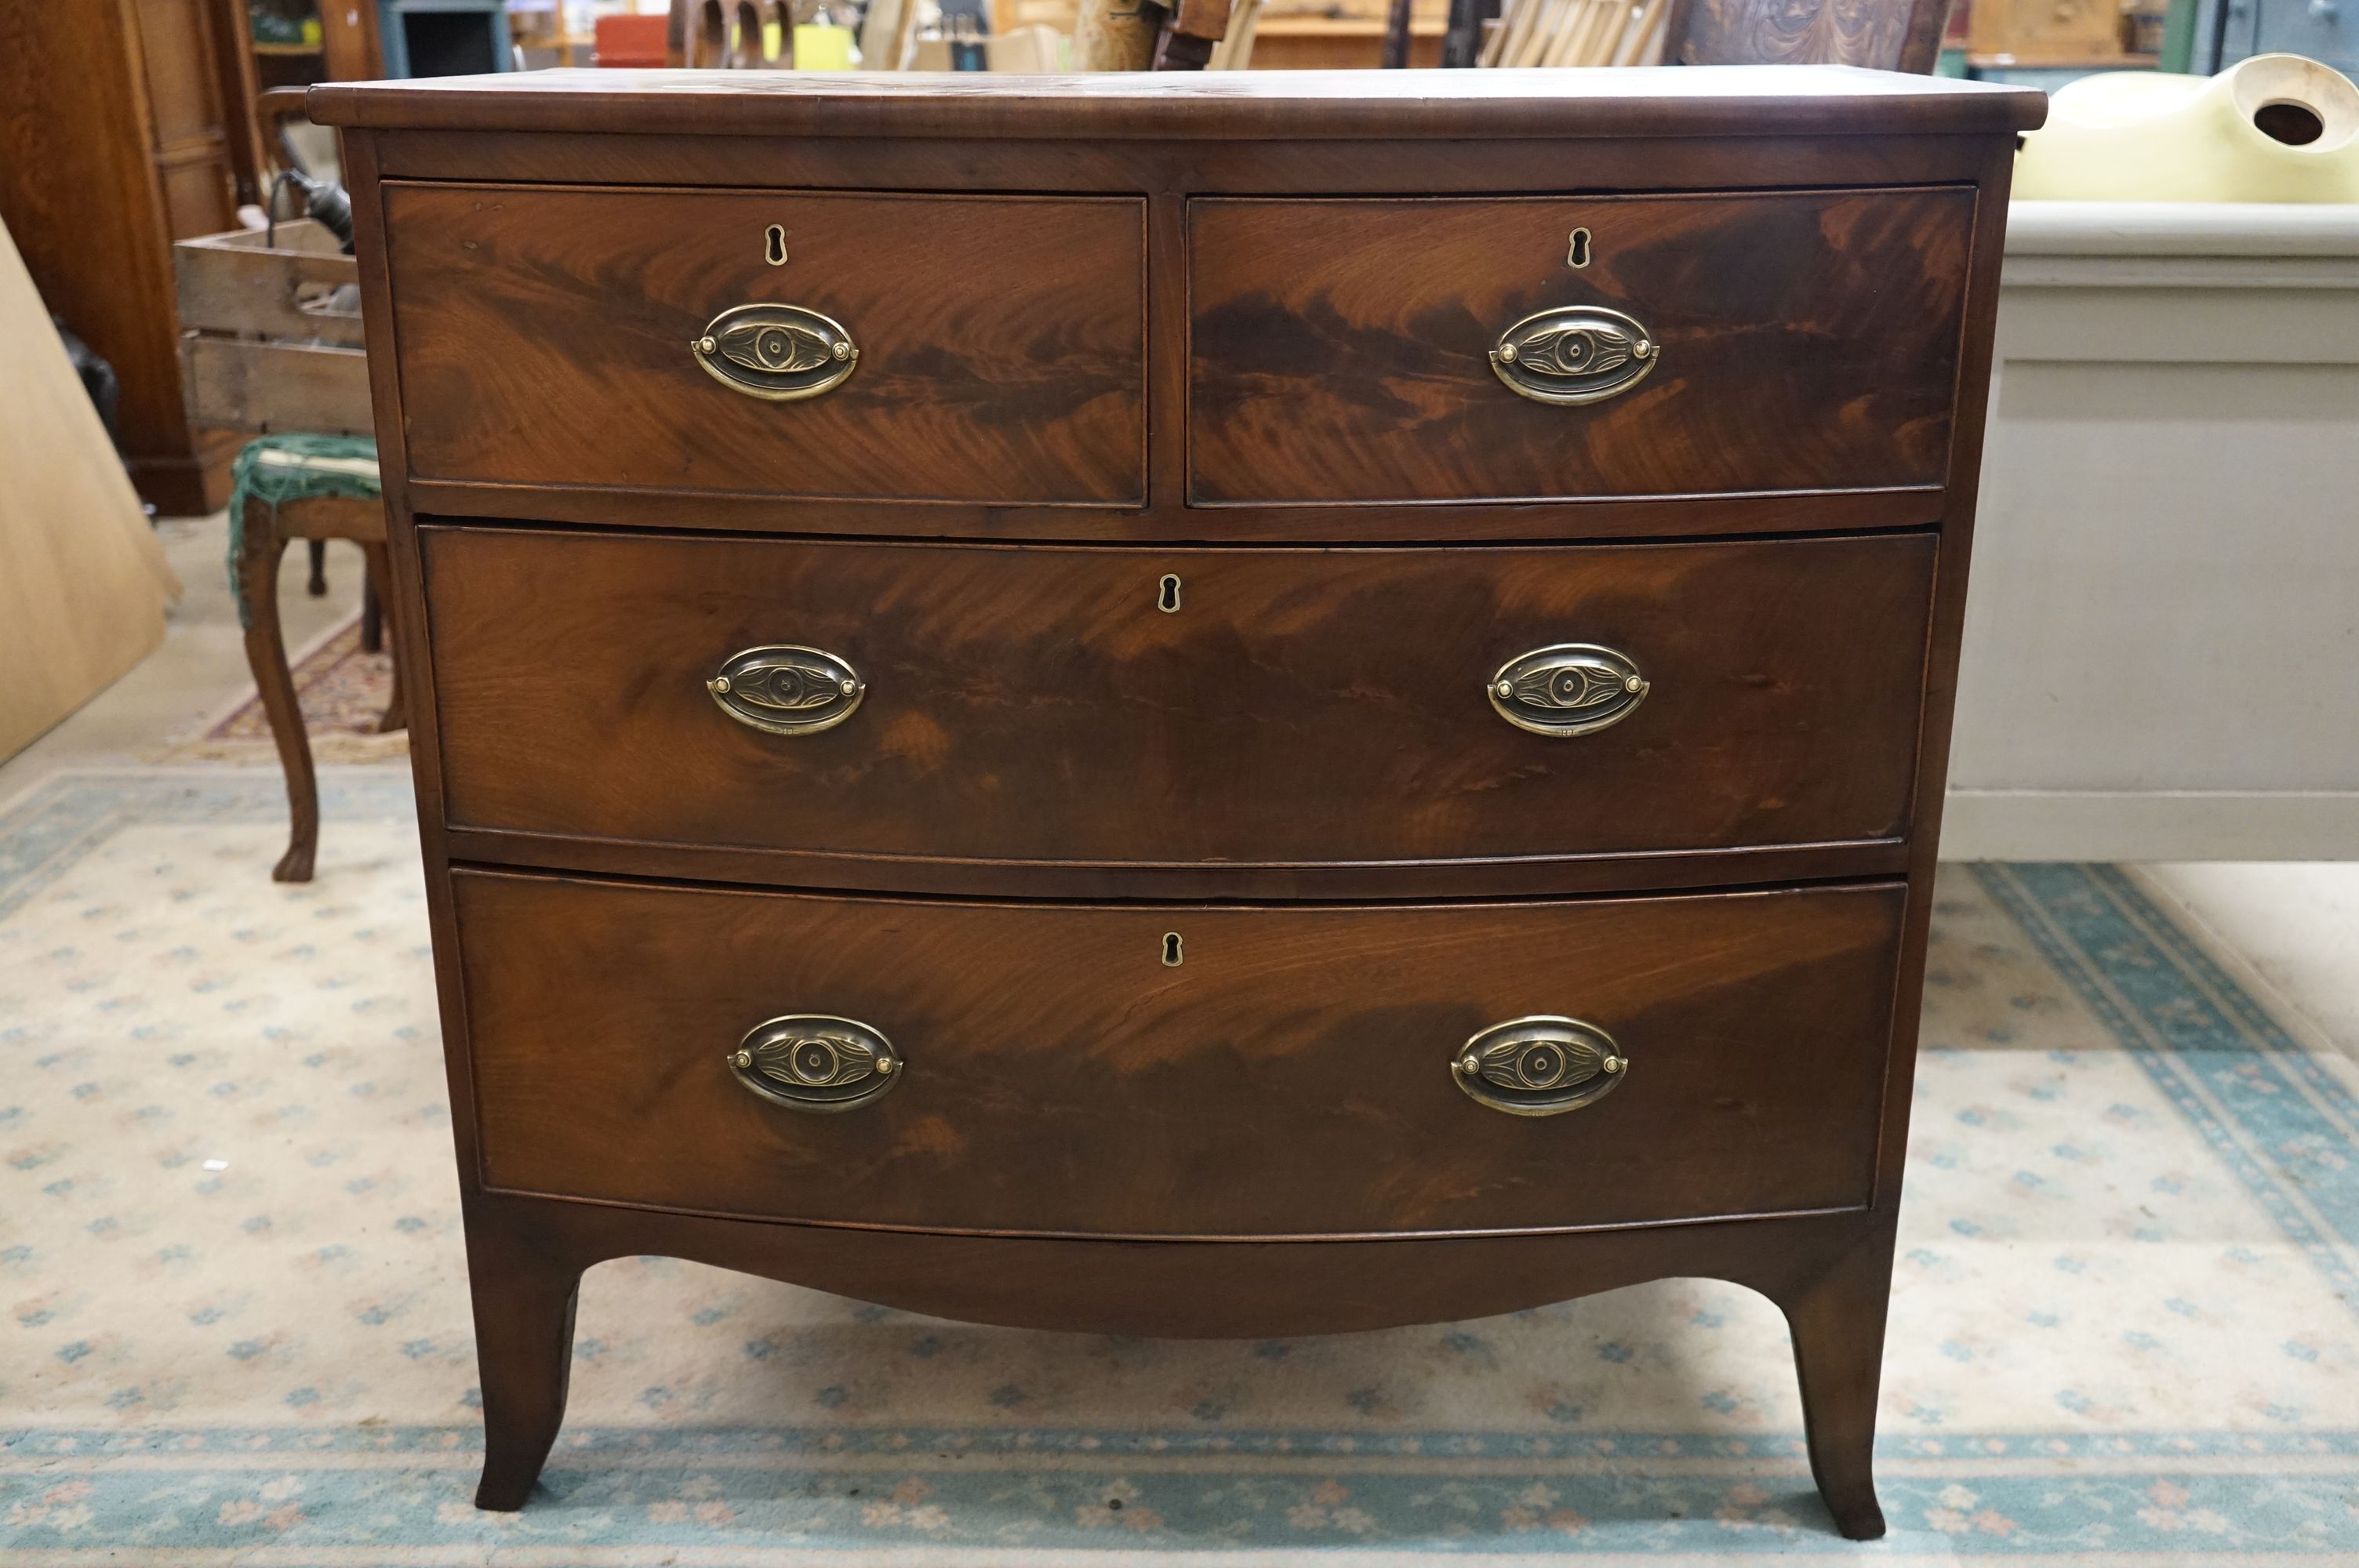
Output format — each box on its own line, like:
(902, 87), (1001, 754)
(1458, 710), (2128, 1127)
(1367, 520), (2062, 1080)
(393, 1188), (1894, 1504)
(0, 216), (180, 762)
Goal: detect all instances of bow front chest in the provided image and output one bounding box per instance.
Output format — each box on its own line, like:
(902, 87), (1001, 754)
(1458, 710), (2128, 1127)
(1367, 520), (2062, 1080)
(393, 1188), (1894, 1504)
(311, 66), (2045, 1537)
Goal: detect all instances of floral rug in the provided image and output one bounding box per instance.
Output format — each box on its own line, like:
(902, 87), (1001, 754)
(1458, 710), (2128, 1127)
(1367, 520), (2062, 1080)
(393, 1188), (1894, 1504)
(165, 615), (407, 765)
(2, 768), (2357, 1564)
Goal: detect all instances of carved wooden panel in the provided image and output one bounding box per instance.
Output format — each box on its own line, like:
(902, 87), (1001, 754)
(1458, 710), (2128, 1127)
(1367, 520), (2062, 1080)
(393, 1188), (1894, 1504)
(1664, 0), (1953, 72)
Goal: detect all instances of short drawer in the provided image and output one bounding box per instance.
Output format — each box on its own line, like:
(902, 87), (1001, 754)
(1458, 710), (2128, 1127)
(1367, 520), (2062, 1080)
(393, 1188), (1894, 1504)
(456, 871), (1901, 1237)
(422, 525), (1935, 871)
(383, 183), (1145, 505)
(1187, 187), (1975, 505)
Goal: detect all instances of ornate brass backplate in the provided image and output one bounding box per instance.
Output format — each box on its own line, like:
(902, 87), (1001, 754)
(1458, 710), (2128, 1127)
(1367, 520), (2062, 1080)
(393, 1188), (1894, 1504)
(707, 644), (865, 735)
(1488, 304), (1657, 406)
(1452, 1016), (1627, 1117)
(690, 303), (859, 401)
(1487, 643), (1648, 736)
(728, 1014), (903, 1113)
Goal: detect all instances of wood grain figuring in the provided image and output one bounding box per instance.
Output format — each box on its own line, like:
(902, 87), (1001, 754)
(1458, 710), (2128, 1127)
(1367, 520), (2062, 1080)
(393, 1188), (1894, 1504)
(422, 526), (1936, 869)
(456, 870), (1903, 1237)
(330, 68), (2037, 1535)
(1664, 0), (1951, 72)
(1189, 188), (1975, 503)
(384, 184), (1146, 504)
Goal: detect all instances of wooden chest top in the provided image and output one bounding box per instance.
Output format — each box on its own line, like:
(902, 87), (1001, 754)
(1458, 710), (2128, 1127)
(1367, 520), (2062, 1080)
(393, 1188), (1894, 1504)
(312, 64), (2042, 140)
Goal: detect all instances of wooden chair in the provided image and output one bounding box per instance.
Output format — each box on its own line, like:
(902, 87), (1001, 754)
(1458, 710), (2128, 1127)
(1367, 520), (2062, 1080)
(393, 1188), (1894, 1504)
(234, 485), (406, 883)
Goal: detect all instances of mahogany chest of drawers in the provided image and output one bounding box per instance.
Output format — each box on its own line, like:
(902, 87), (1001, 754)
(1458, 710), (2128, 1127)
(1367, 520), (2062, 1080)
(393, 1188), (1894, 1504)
(312, 66), (2045, 1538)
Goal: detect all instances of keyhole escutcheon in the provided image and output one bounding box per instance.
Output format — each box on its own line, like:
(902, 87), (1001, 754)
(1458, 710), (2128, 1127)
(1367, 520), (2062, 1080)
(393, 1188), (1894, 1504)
(1161, 932), (1184, 967)
(1567, 227), (1592, 269)
(1158, 573), (1183, 613)
(764, 224), (789, 266)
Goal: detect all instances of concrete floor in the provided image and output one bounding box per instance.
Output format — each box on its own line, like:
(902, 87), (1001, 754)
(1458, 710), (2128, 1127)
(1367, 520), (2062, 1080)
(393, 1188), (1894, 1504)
(6, 511), (2354, 1070)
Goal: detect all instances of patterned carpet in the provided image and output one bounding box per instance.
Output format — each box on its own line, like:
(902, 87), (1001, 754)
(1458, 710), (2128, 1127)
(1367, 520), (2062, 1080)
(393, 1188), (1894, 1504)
(3, 768), (2357, 1563)
(165, 615), (407, 765)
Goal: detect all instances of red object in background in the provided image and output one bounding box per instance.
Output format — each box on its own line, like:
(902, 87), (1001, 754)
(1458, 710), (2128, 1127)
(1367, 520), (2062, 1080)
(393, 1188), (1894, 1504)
(594, 13), (669, 65)
(1944, 0), (1972, 47)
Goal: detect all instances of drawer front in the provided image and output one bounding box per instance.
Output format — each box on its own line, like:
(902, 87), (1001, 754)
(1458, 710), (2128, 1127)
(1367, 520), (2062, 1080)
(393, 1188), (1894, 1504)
(457, 872), (1902, 1237)
(1187, 188), (1976, 505)
(423, 527), (1935, 868)
(383, 184), (1146, 505)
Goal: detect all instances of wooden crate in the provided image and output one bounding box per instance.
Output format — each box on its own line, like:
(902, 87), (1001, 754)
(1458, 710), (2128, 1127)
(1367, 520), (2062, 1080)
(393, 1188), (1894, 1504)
(174, 220), (373, 437)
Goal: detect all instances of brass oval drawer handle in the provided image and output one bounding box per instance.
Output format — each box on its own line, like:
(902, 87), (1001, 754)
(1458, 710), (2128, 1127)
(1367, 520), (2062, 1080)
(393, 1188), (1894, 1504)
(1453, 1016), (1627, 1117)
(691, 303), (860, 401)
(729, 1014), (902, 1113)
(707, 644), (866, 735)
(1488, 305), (1657, 406)
(1488, 643), (1648, 736)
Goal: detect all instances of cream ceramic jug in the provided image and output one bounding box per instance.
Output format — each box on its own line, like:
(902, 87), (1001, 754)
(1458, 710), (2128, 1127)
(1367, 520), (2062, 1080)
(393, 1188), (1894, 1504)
(2016, 54), (2359, 202)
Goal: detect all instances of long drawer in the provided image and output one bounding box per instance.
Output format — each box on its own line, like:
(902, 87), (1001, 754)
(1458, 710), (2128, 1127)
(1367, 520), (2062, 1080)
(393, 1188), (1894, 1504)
(1187, 187), (1976, 505)
(421, 525), (1936, 869)
(456, 870), (1903, 1237)
(383, 183), (1147, 505)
